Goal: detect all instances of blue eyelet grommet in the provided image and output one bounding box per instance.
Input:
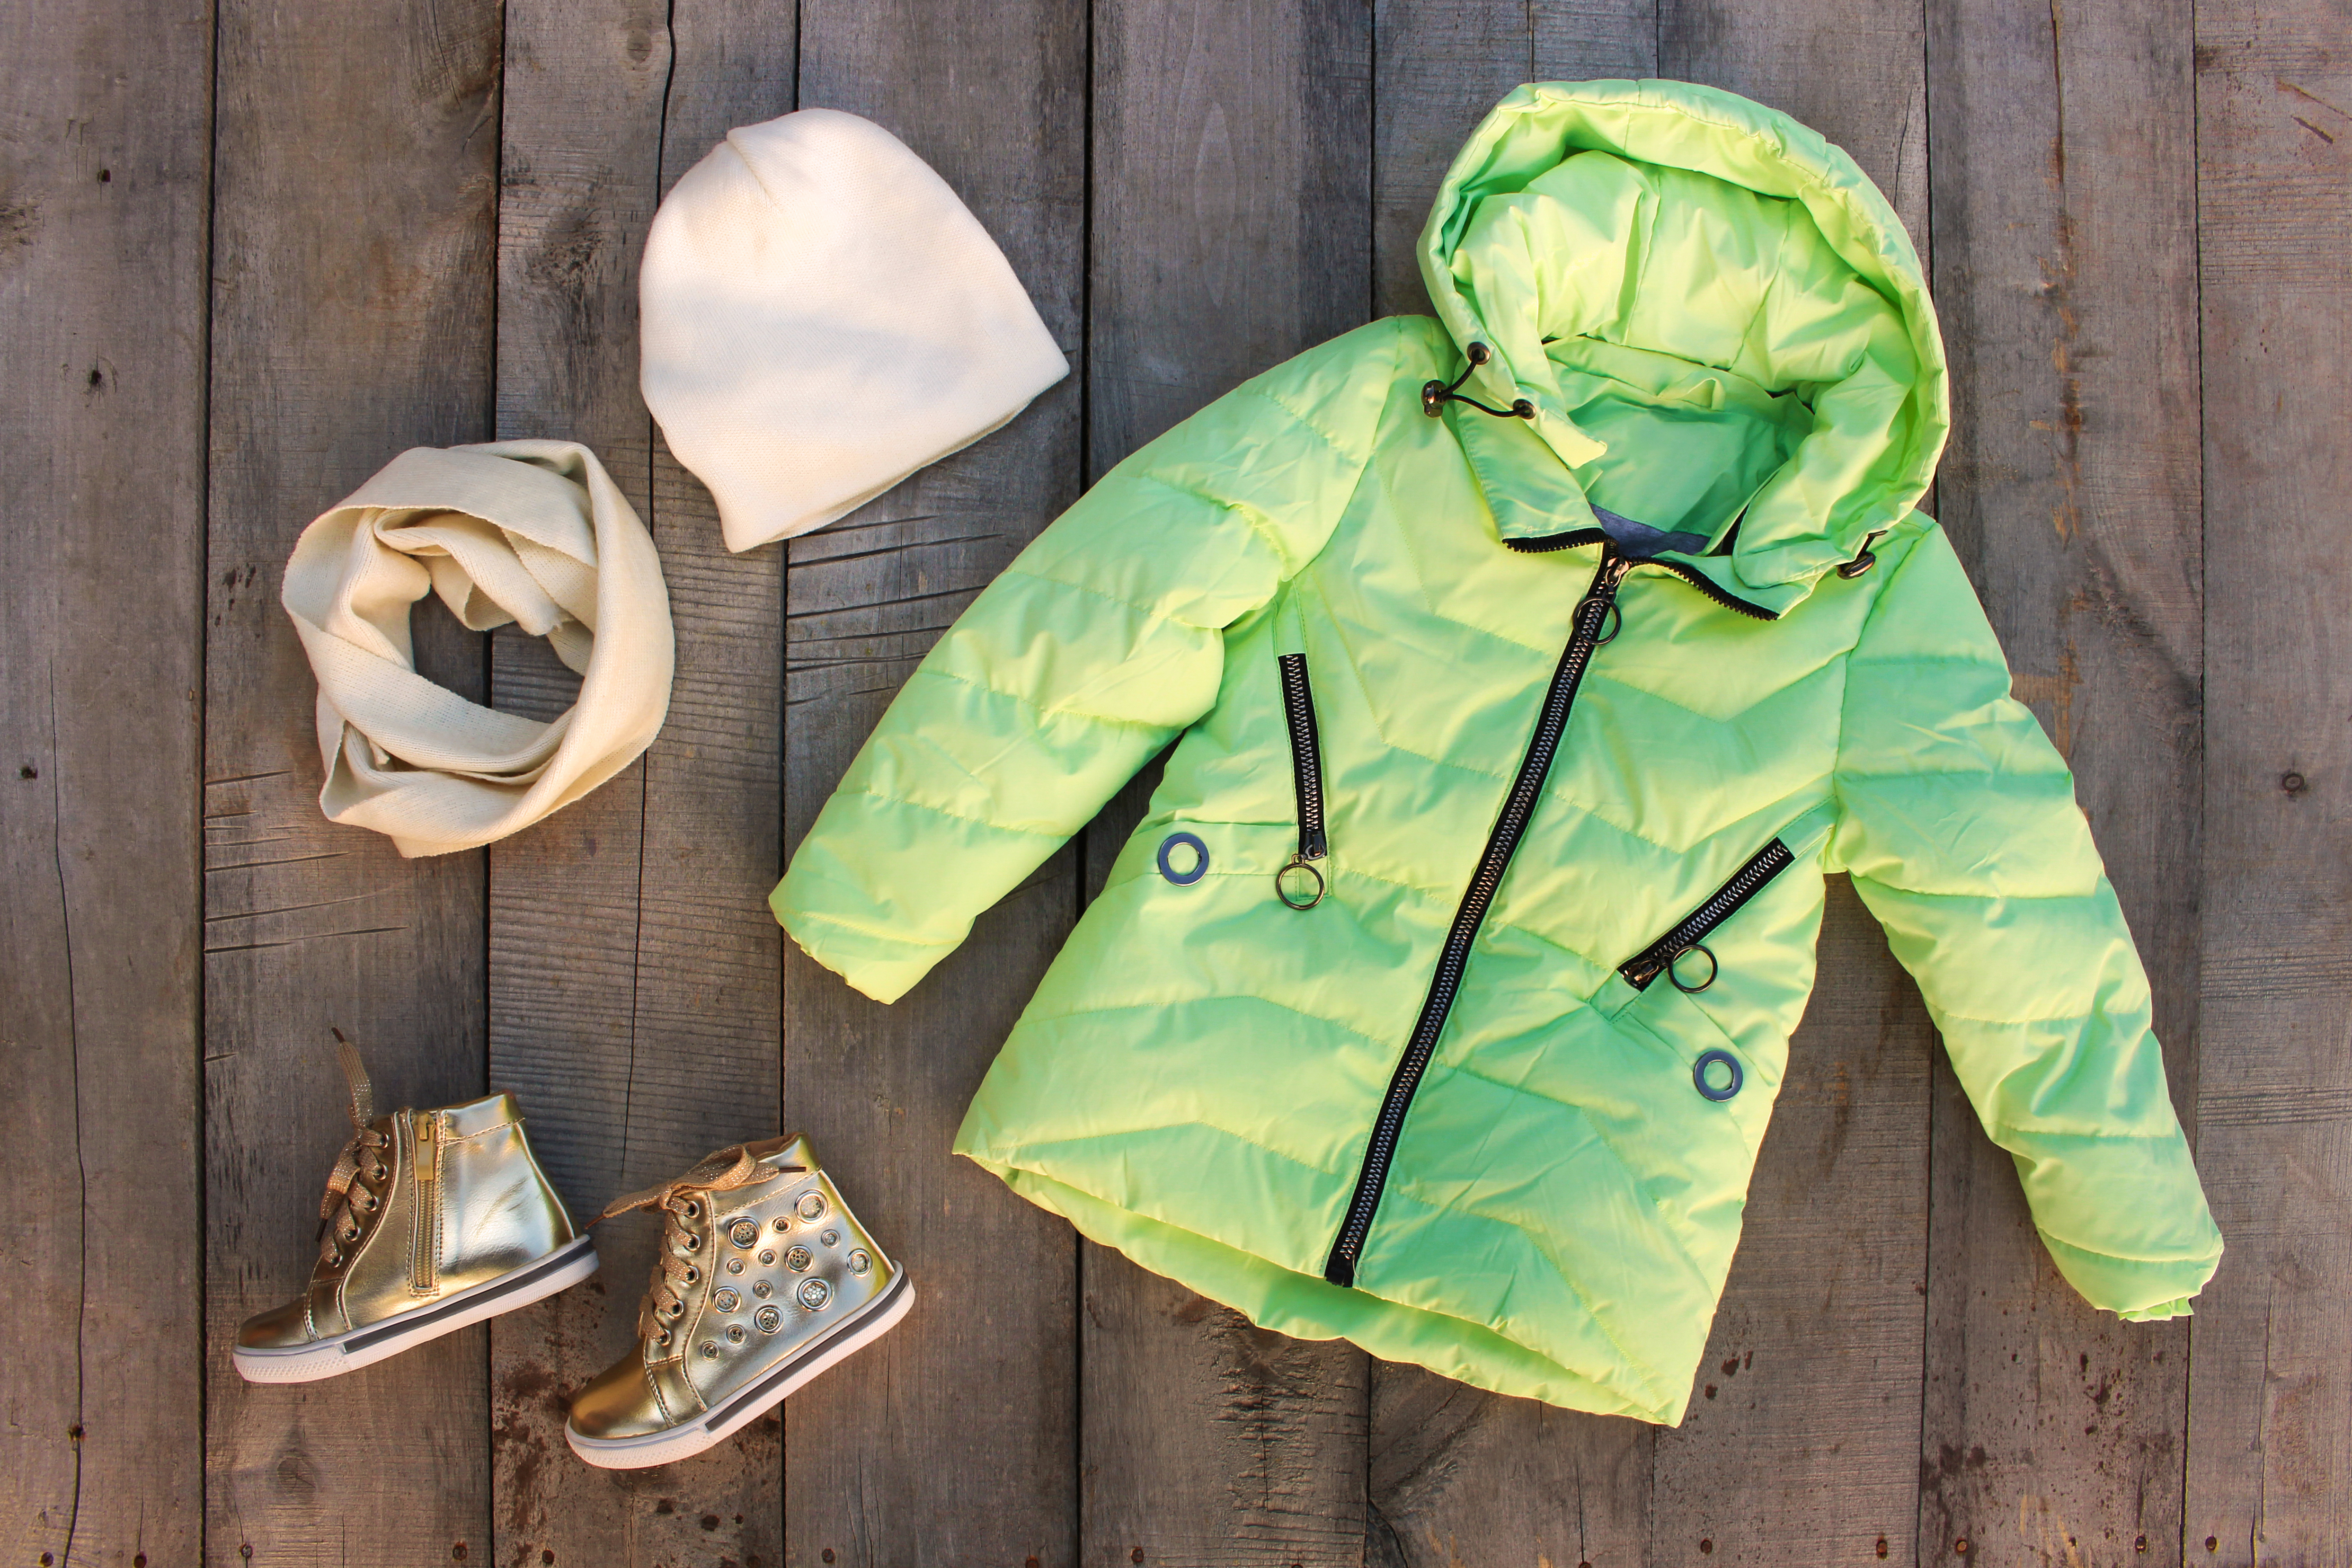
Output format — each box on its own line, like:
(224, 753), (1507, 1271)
(1157, 831), (1209, 885)
(1693, 1048), (1743, 1102)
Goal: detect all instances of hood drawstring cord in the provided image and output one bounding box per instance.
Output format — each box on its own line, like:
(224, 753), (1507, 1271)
(1422, 342), (1536, 420)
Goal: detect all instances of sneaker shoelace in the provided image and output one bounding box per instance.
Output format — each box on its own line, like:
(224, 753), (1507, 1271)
(597, 1147), (799, 1349)
(317, 1035), (391, 1271)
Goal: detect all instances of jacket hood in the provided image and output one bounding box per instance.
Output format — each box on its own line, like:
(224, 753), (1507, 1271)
(1420, 80), (1948, 614)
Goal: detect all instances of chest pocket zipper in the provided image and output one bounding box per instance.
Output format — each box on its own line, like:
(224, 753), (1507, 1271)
(1618, 838), (1796, 992)
(1275, 654), (1328, 910)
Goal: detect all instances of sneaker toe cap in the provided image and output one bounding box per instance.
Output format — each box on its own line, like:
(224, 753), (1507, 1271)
(567, 1354), (673, 1442)
(236, 1298), (317, 1352)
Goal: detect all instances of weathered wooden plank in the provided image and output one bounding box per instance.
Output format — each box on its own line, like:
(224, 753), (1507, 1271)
(487, 0), (666, 1262)
(780, 7), (1087, 1565)
(1919, 0), (2206, 1562)
(1646, 7), (1937, 1561)
(1090, 0), (1371, 466)
(1531, 0), (1666, 81)
(1367, 1372), (1652, 1568)
(564, 4), (800, 1551)
(1370, 0), (1540, 322)
(1666, 0), (1931, 257)
(2185, 6), (2352, 1560)
(1363, 9), (1660, 1566)
(201, 0), (502, 1561)
(0, 1), (210, 1564)
(1078, 2), (1373, 1564)
(485, 2), (793, 1562)
(1371, 0), (1656, 319)
(1648, 883), (1935, 1566)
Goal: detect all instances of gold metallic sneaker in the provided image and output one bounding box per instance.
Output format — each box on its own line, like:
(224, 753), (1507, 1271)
(233, 1039), (599, 1383)
(566, 1134), (914, 1468)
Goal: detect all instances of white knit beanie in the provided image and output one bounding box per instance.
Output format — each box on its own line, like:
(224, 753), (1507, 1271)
(639, 108), (1069, 553)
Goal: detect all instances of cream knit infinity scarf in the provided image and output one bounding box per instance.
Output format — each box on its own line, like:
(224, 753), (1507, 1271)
(281, 440), (674, 857)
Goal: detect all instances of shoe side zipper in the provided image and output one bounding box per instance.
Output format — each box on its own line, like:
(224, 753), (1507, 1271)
(1618, 839), (1796, 992)
(1276, 653), (1329, 910)
(411, 1113), (440, 1294)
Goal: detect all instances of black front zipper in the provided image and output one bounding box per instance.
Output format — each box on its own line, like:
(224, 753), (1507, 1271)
(1649, 558), (1777, 621)
(1502, 529), (1778, 621)
(1322, 545), (1632, 1288)
(1618, 839), (1795, 992)
(1276, 654), (1329, 910)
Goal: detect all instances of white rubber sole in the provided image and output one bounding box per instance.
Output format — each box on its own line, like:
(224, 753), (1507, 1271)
(232, 1234), (601, 1384)
(567, 1270), (916, 1469)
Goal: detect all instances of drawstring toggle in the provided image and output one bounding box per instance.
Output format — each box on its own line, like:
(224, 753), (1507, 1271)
(1423, 342), (1535, 421)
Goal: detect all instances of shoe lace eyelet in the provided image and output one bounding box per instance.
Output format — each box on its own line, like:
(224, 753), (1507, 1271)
(682, 1200), (701, 1219)
(680, 1233), (701, 1253)
(682, 1266), (700, 1285)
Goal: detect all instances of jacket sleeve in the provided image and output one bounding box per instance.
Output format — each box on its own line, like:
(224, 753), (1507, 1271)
(1829, 522), (2223, 1320)
(772, 321), (1399, 1004)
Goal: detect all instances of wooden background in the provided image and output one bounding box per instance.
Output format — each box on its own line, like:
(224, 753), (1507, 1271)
(4, 0), (2346, 1562)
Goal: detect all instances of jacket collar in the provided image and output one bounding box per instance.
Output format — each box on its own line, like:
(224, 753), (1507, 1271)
(1449, 392), (1815, 620)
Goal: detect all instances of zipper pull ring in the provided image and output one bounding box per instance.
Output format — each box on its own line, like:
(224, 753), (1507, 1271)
(1574, 547), (1630, 645)
(1622, 941), (1716, 992)
(1667, 943), (1718, 994)
(1276, 852), (1326, 911)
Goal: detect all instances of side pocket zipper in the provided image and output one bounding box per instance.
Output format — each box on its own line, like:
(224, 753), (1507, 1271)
(1276, 653), (1328, 910)
(1619, 838), (1795, 992)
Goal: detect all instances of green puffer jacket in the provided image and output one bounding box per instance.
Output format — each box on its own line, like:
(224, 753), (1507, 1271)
(775, 79), (2222, 1422)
